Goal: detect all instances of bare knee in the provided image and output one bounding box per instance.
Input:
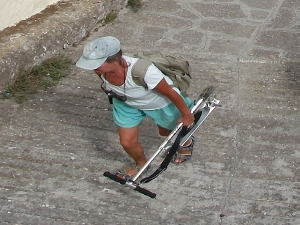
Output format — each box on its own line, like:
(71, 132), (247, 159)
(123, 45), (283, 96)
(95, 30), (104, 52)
(118, 126), (140, 150)
(120, 137), (138, 150)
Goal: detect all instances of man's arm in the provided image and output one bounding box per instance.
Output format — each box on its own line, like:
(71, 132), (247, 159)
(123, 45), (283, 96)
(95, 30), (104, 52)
(154, 78), (194, 126)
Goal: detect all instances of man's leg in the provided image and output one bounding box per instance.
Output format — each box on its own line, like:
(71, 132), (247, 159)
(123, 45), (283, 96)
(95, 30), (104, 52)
(157, 125), (172, 136)
(118, 125), (147, 176)
(157, 125), (193, 163)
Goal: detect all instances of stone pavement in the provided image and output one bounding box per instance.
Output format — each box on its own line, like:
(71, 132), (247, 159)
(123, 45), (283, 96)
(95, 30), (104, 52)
(0, 0), (299, 224)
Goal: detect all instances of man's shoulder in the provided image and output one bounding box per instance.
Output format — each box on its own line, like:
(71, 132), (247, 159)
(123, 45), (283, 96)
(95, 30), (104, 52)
(123, 55), (138, 61)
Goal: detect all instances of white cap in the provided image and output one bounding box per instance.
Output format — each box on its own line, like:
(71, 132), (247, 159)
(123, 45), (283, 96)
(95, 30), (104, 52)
(76, 36), (121, 70)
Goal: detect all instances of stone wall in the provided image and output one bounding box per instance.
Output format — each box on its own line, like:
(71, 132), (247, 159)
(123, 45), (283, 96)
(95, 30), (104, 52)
(0, 0), (61, 31)
(0, 0), (127, 92)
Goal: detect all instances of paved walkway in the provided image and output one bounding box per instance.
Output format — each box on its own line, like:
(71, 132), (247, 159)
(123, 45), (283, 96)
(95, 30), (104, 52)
(0, 0), (299, 224)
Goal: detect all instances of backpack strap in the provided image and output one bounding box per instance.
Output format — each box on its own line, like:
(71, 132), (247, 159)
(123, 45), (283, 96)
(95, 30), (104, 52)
(131, 59), (153, 88)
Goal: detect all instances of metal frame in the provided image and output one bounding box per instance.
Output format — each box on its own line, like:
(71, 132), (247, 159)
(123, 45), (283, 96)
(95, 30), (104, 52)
(103, 87), (221, 198)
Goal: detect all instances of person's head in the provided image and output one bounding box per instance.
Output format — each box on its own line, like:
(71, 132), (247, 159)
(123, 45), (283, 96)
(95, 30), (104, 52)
(76, 36), (122, 71)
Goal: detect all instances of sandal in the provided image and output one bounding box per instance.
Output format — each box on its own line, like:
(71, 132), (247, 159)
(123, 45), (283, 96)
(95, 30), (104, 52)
(115, 164), (152, 181)
(173, 136), (195, 164)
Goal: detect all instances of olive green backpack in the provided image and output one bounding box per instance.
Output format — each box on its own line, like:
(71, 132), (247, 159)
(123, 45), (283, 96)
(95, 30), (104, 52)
(131, 52), (191, 95)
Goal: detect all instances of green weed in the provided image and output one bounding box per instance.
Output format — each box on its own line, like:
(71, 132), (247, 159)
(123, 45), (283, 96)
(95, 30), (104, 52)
(126, 0), (143, 12)
(3, 55), (73, 103)
(98, 11), (118, 25)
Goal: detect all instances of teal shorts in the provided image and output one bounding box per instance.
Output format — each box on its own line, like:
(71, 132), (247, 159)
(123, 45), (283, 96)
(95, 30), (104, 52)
(112, 95), (194, 130)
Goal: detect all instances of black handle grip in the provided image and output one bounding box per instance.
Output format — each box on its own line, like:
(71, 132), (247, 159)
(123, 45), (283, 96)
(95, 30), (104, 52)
(103, 171), (126, 185)
(134, 186), (156, 199)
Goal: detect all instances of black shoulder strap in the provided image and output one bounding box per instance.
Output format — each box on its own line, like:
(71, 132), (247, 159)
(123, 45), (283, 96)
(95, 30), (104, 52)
(140, 110), (203, 184)
(140, 126), (189, 184)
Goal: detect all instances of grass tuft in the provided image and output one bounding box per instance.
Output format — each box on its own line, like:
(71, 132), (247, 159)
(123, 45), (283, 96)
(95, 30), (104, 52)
(3, 55), (73, 103)
(98, 11), (118, 25)
(126, 0), (143, 12)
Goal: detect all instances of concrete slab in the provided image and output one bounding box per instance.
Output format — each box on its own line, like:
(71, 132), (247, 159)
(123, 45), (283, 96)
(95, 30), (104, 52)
(0, 0), (299, 224)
